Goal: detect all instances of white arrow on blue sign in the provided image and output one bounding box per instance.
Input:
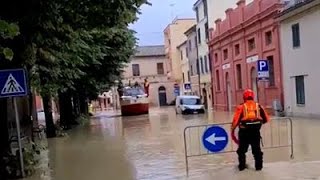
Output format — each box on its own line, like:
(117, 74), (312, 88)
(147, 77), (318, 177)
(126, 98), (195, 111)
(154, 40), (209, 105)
(202, 126), (229, 153)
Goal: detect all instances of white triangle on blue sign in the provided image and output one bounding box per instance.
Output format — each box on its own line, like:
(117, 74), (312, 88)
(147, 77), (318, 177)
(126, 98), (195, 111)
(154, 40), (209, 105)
(1, 74), (25, 94)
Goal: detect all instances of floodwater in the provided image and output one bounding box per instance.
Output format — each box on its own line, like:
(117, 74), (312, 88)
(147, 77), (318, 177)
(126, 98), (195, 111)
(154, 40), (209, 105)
(27, 107), (320, 180)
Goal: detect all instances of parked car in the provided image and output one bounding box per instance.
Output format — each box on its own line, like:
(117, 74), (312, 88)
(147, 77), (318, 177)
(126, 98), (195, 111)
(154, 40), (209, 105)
(175, 95), (205, 114)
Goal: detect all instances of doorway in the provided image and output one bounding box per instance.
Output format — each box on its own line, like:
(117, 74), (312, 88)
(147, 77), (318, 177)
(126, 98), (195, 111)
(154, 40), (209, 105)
(251, 67), (258, 101)
(226, 73), (232, 111)
(158, 86), (167, 106)
(202, 88), (208, 109)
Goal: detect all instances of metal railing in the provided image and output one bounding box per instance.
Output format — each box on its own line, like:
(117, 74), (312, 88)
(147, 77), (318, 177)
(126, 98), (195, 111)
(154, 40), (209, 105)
(183, 117), (294, 175)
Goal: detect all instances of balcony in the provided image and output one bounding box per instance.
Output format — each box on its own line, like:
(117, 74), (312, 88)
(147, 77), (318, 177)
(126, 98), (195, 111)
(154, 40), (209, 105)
(283, 0), (310, 9)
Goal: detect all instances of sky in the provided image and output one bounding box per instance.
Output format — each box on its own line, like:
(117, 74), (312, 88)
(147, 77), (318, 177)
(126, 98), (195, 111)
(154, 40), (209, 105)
(130, 0), (196, 46)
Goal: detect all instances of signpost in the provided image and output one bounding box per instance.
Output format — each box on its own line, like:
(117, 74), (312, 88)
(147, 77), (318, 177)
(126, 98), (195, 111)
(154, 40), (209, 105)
(174, 83), (180, 96)
(0, 68), (28, 177)
(257, 60), (269, 81)
(202, 126), (228, 153)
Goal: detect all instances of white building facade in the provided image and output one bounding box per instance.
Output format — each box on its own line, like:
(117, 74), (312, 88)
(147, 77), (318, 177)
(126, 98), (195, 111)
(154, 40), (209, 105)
(193, 0), (212, 109)
(279, 0), (320, 117)
(193, 0), (242, 109)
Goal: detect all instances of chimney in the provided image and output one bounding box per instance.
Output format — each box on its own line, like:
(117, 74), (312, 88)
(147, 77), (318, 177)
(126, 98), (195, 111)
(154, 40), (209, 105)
(209, 28), (214, 40)
(237, 0), (246, 22)
(237, 0), (246, 7)
(225, 8), (233, 17)
(215, 18), (222, 35)
(225, 8), (233, 27)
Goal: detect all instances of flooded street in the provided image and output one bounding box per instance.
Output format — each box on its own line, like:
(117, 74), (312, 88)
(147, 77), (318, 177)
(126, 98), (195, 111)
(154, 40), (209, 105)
(28, 107), (320, 180)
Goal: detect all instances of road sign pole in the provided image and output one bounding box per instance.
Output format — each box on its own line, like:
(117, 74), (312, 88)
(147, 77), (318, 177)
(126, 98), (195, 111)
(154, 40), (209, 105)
(256, 77), (259, 102)
(13, 97), (25, 177)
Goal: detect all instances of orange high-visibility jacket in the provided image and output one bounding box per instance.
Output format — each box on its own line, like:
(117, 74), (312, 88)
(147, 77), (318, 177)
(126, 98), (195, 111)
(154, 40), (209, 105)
(231, 100), (270, 130)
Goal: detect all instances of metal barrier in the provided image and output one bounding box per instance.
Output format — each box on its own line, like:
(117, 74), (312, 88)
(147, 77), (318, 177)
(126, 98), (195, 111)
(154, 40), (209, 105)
(183, 117), (294, 175)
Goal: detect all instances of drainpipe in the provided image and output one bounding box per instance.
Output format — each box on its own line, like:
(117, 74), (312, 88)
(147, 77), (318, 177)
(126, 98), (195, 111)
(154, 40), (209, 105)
(196, 38), (201, 98)
(276, 23), (285, 112)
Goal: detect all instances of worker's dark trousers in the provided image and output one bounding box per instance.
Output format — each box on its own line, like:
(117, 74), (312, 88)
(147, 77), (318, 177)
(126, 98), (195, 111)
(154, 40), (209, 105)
(236, 125), (263, 169)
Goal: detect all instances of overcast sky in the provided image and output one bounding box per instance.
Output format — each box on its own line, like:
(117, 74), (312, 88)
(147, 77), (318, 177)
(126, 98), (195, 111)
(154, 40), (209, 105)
(130, 0), (196, 46)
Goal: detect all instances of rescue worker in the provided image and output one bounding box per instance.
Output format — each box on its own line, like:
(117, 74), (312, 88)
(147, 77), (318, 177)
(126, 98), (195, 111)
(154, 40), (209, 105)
(231, 89), (270, 171)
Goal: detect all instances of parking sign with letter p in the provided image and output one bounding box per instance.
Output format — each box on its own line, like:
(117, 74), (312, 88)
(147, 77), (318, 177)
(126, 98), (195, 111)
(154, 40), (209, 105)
(257, 60), (269, 81)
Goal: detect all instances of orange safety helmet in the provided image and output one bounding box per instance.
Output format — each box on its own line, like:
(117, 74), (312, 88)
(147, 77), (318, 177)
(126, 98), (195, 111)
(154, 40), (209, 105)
(243, 89), (254, 101)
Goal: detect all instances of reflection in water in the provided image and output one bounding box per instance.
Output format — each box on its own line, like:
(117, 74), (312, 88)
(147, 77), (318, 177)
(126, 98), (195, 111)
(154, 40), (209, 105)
(28, 108), (320, 180)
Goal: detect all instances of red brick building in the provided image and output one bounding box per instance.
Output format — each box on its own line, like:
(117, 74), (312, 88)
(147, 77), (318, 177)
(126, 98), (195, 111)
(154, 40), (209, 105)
(208, 0), (283, 112)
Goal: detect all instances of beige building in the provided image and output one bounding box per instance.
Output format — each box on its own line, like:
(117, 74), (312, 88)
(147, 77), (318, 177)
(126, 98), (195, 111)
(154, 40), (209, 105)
(122, 45), (175, 106)
(279, 0), (320, 117)
(164, 18), (196, 90)
(177, 41), (192, 94)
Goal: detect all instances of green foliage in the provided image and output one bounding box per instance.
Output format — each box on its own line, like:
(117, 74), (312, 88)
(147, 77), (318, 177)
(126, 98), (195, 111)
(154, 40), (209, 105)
(4, 142), (47, 178)
(0, 0), (149, 135)
(0, 19), (19, 60)
(77, 114), (90, 126)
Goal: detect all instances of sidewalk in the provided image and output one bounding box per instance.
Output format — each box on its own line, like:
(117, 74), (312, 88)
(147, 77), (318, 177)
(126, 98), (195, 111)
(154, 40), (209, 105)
(189, 161), (320, 180)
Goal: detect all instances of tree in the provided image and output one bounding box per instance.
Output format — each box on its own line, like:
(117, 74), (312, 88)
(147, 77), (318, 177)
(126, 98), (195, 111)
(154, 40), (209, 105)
(0, 0), (149, 137)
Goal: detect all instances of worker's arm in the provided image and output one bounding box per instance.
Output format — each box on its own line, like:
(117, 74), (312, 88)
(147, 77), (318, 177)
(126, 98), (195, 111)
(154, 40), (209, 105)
(259, 105), (270, 124)
(231, 105), (243, 130)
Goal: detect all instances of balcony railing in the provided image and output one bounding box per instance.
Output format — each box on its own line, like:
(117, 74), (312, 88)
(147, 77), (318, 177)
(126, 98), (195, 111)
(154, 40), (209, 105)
(284, 0), (310, 9)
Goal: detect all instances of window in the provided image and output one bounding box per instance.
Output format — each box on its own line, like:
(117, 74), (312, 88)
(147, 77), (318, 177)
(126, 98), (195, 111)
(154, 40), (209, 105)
(187, 71), (191, 82)
(190, 65), (193, 76)
(205, 22), (209, 40)
(157, 63), (164, 75)
(188, 40), (192, 51)
(236, 64), (242, 89)
(203, 0), (208, 17)
(214, 53), (218, 62)
(216, 70), (220, 91)
(180, 50), (183, 60)
(200, 57), (204, 74)
(195, 7), (199, 22)
(182, 72), (185, 83)
(267, 56), (275, 86)
(292, 23), (300, 48)
(248, 38), (255, 51)
(132, 64), (140, 76)
(186, 47), (189, 58)
(295, 76), (305, 105)
(194, 36), (197, 48)
(235, 44), (240, 56)
(196, 59), (200, 75)
(265, 31), (272, 45)
(204, 55), (208, 73)
(197, 28), (201, 44)
(223, 49), (228, 60)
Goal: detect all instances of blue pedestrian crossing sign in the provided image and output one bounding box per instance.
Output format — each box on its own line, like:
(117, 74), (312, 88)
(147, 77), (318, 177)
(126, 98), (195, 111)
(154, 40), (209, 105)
(0, 69), (28, 98)
(202, 126), (229, 153)
(184, 83), (191, 90)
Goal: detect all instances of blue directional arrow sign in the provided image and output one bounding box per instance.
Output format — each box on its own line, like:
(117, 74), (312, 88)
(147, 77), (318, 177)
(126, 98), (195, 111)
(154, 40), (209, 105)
(202, 126), (229, 153)
(0, 69), (28, 98)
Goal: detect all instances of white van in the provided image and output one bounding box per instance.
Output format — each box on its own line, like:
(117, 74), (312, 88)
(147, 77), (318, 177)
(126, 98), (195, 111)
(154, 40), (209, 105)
(175, 95), (205, 114)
